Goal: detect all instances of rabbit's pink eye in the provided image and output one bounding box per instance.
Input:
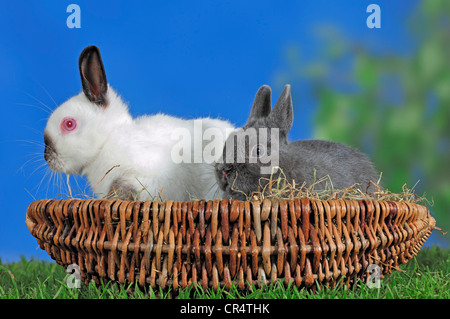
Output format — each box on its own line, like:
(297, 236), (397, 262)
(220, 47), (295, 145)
(61, 117), (77, 134)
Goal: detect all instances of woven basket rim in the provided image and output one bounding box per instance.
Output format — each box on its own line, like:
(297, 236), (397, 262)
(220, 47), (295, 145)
(25, 197), (436, 291)
(25, 197), (436, 229)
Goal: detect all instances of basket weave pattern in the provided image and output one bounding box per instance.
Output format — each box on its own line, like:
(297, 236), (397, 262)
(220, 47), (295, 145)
(26, 198), (435, 291)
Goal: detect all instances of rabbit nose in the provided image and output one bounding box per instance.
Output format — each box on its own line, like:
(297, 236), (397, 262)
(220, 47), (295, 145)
(43, 132), (54, 161)
(222, 165), (232, 178)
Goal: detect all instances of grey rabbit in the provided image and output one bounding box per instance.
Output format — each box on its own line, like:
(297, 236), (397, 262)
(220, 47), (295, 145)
(215, 84), (380, 200)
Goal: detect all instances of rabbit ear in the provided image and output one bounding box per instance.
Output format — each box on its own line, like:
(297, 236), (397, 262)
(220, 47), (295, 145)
(268, 84), (293, 137)
(246, 85), (272, 124)
(79, 45), (108, 107)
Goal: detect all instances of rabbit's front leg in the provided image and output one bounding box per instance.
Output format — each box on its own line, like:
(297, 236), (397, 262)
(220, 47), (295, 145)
(109, 176), (138, 200)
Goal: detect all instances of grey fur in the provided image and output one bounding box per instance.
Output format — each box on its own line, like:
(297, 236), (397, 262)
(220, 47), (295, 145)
(109, 177), (138, 200)
(215, 84), (381, 200)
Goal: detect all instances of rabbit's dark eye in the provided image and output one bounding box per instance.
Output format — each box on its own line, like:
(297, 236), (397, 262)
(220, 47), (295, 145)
(251, 144), (265, 158)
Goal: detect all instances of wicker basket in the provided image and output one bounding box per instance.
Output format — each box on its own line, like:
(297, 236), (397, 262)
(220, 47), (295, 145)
(26, 198), (435, 291)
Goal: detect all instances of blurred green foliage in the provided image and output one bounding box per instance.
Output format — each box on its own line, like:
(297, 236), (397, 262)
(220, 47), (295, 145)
(279, 0), (449, 245)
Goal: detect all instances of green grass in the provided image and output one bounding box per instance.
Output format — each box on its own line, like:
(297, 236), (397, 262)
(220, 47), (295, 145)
(0, 246), (448, 299)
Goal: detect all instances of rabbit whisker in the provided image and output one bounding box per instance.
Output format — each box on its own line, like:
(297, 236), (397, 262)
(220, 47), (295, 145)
(14, 102), (51, 115)
(36, 81), (59, 108)
(21, 90), (54, 113)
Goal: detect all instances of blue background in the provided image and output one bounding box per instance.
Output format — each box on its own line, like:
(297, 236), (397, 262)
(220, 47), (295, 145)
(0, 1), (420, 262)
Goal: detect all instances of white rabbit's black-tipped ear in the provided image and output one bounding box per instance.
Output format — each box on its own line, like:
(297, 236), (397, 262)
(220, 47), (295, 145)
(246, 85), (272, 124)
(79, 45), (108, 107)
(268, 84), (293, 137)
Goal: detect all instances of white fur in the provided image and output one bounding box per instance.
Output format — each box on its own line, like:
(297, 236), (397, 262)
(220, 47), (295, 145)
(44, 85), (235, 201)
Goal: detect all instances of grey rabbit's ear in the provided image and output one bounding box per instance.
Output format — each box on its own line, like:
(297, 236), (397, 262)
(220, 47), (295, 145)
(79, 45), (108, 107)
(267, 84), (293, 137)
(246, 85), (272, 124)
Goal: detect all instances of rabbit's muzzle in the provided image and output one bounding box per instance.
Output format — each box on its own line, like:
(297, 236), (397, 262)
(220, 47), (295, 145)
(43, 132), (64, 172)
(215, 163), (233, 188)
(221, 165), (233, 178)
(43, 132), (54, 163)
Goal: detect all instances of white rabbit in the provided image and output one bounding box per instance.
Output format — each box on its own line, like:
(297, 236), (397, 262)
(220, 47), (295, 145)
(44, 45), (234, 201)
